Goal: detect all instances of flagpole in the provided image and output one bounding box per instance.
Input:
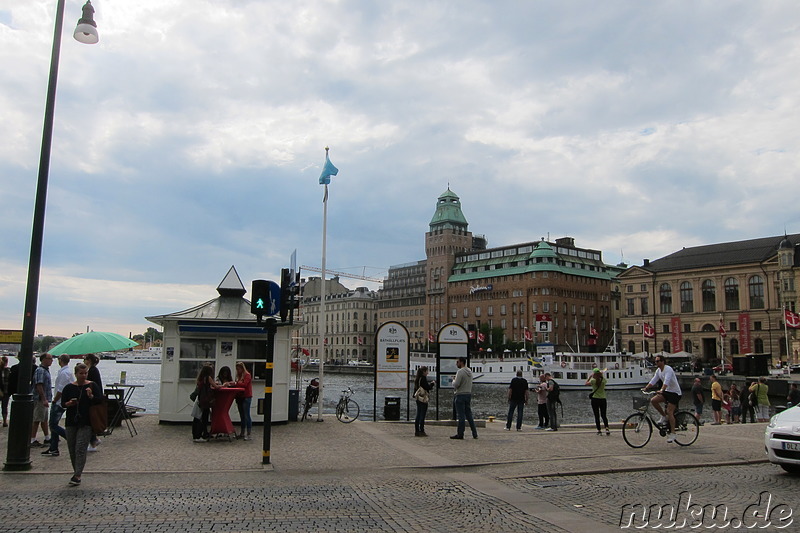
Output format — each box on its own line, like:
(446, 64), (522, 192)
(719, 314), (725, 371)
(317, 184), (327, 421)
(784, 304), (790, 368)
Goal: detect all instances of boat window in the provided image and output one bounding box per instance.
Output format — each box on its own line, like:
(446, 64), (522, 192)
(553, 372), (563, 379)
(567, 372), (578, 380)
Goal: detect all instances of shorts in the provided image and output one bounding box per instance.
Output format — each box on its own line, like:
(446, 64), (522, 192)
(693, 403), (703, 415)
(711, 399), (722, 412)
(32, 401), (49, 423)
(662, 391), (681, 406)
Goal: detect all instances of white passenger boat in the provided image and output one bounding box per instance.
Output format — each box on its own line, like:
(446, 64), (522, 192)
(116, 347), (162, 364)
(410, 348), (652, 390)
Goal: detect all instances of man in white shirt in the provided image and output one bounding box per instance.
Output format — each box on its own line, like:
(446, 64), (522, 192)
(643, 356), (682, 443)
(42, 354), (72, 457)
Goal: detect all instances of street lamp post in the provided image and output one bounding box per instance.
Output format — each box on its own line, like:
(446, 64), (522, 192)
(4, 0), (98, 472)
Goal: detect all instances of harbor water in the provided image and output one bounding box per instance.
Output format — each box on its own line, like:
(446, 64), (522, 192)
(92, 361), (777, 425)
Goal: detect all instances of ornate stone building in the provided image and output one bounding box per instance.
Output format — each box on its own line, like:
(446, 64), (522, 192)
(618, 234), (800, 365)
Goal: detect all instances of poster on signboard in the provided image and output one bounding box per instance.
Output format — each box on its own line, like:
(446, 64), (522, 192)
(437, 323), (468, 389)
(376, 321), (409, 390)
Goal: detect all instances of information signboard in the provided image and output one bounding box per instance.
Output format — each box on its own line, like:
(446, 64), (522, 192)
(376, 321), (409, 389)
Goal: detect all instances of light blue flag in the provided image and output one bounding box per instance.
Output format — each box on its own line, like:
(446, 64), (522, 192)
(319, 150), (339, 185)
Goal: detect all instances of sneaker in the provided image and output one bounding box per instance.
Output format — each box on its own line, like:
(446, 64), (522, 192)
(666, 433), (676, 443)
(243, 435), (251, 441)
(419, 432), (428, 437)
(606, 429), (611, 436)
(30, 440), (41, 447)
(87, 446), (97, 452)
(43, 437), (51, 444)
(597, 431), (602, 435)
(68, 476), (81, 486)
(534, 426), (545, 430)
(504, 427), (511, 431)
(710, 422), (721, 425)
(41, 449), (59, 457)
(545, 428), (556, 431)
(450, 435), (464, 440)
(473, 435), (478, 439)
(193, 438), (208, 443)
(516, 428), (522, 432)
(657, 416), (667, 426)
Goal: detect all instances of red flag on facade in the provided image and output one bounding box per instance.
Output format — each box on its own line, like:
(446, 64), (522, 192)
(643, 322), (655, 338)
(302, 348), (310, 356)
(589, 325), (598, 337)
(357, 337), (363, 345)
(477, 332), (485, 343)
(324, 337), (328, 345)
(468, 331), (476, 340)
(428, 332), (435, 343)
(524, 328), (533, 341)
(785, 309), (800, 329)
(718, 320), (727, 338)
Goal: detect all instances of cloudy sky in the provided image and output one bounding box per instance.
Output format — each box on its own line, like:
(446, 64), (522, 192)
(1, 1), (798, 339)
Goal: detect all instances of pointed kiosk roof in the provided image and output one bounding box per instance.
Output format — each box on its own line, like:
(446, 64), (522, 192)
(146, 266), (265, 331)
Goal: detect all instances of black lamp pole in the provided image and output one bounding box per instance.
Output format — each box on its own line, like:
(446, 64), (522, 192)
(4, 0), (97, 472)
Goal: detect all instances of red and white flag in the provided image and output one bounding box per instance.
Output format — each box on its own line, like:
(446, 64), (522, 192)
(785, 309), (800, 329)
(718, 320), (727, 338)
(468, 331), (476, 340)
(589, 325), (598, 337)
(324, 337), (328, 346)
(302, 348), (310, 356)
(428, 332), (435, 343)
(357, 337), (363, 345)
(643, 322), (655, 338)
(477, 332), (485, 343)
(524, 328), (533, 342)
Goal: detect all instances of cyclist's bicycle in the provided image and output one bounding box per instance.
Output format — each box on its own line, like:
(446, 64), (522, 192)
(301, 379), (319, 421)
(335, 387), (359, 423)
(623, 391), (699, 448)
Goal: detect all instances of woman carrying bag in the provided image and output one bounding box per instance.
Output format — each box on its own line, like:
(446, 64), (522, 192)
(413, 367), (434, 437)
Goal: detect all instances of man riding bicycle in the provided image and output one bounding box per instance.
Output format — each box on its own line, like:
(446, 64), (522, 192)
(642, 356), (682, 443)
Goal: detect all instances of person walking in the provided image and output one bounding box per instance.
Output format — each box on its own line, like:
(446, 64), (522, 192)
(749, 377), (770, 422)
(741, 381), (757, 423)
(413, 367), (434, 436)
(534, 374), (549, 429)
(42, 354), (71, 457)
(690, 377), (705, 424)
(709, 374), (723, 425)
(586, 368), (610, 435)
(505, 370), (529, 431)
(30, 353), (54, 447)
(0, 355), (9, 427)
(450, 357), (477, 440)
(61, 363), (103, 486)
(788, 383), (800, 408)
(545, 373), (561, 431)
(231, 362), (253, 440)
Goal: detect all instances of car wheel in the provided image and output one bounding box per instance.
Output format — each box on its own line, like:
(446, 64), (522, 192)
(780, 464), (800, 474)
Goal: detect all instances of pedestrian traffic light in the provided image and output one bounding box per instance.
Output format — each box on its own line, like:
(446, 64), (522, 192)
(279, 268), (299, 323)
(251, 279), (270, 320)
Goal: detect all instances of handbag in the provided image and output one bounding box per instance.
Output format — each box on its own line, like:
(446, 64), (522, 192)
(89, 398), (108, 434)
(414, 386), (429, 403)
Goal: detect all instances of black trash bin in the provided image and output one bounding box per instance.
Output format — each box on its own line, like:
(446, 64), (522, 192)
(384, 396), (401, 420)
(288, 389), (299, 422)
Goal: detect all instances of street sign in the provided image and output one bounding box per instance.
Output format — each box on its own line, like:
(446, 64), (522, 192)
(0, 330), (23, 343)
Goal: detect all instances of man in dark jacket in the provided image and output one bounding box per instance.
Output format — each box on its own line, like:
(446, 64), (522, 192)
(505, 370), (529, 431)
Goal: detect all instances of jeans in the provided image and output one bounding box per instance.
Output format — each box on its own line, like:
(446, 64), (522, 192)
(506, 401), (525, 430)
(47, 403), (67, 451)
(546, 400), (558, 430)
(590, 397), (609, 431)
(537, 403), (549, 428)
(236, 397), (252, 434)
(415, 400), (429, 433)
(454, 394), (477, 438)
(192, 408), (210, 439)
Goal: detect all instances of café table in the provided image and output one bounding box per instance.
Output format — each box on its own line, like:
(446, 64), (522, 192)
(210, 387), (244, 440)
(106, 383), (144, 437)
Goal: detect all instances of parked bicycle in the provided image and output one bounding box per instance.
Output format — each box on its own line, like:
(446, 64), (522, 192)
(300, 378), (319, 421)
(622, 391), (699, 448)
(336, 387), (359, 423)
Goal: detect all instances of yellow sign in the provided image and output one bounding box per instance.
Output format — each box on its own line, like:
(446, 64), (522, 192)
(385, 347), (399, 363)
(0, 330), (23, 343)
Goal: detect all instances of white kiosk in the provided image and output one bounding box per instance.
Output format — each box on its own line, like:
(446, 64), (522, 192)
(147, 266), (298, 423)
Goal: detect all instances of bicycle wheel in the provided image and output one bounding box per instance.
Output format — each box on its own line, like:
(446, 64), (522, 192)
(622, 413), (652, 448)
(337, 399), (359, 423)
(672, 410), (699, 446)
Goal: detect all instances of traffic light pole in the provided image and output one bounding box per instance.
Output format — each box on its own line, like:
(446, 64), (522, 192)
(261, 318), (277, 465)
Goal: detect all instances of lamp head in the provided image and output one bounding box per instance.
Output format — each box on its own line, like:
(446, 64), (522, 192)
(74, 1), (99, 44)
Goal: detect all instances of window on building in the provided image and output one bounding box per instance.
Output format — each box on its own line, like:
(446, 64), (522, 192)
(680, 282), (693, 313)
(749, 275), (765, 309)
(500, 305), (506, 315)
(627, 299), (635, 316)
(662, 340), (670, 352)
(640, 298), (648, 316)
(753, 321), (762, 331)
(754, 338), (764, 353)
(724, 277), (739, 310)
(684, 340), (693, 353)
(628, 340), (635, 353)
(684, 323), (691, 333)
(701, 279), (716, 312)
(179, 338), (217, 379)
(463, 308), (469, 318)
(730, 338), (739, 355)
(662, 324), (669, 333)
(659, 283), (672, 314)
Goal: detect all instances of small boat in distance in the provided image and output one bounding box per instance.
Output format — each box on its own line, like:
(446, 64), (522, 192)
(116, 347), (162, 364)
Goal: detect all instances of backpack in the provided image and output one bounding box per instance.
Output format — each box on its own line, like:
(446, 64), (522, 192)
(547, 379), (561, 404)
(749, 385), (759, 407)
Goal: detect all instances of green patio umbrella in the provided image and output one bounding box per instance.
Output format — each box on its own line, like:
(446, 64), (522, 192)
(49, 331), (139, 356)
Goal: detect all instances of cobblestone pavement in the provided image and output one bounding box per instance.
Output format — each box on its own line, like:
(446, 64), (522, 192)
(0, 414), (781, 532)
(504, 463), (799, 531)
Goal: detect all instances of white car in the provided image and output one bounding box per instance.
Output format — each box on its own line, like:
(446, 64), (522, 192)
(765, 405), (800, 474)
